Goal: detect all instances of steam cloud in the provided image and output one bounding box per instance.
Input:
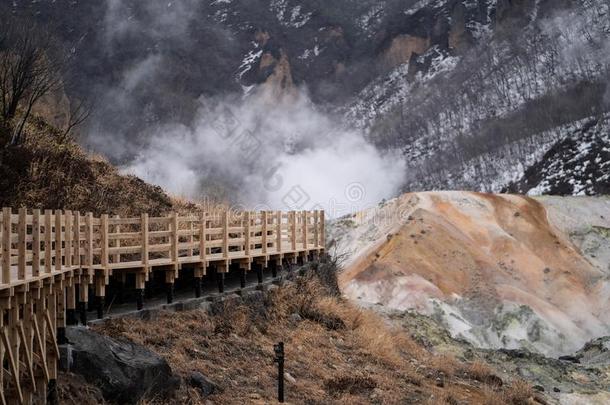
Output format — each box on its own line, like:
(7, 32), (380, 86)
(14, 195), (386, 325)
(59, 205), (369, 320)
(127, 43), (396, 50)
(95, 0), (406, 216)
(124, 91), (406, 217)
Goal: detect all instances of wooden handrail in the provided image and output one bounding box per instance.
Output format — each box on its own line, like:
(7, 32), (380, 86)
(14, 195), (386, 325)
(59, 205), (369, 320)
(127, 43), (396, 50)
(0, 207), (325, 289)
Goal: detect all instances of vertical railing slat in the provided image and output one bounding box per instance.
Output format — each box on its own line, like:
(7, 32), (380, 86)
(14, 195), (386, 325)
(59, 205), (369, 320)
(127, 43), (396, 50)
(303, 211), (309, 250)
(32, 209), (41, 277)
(44, 210), (52, 273)
(223, 211), (229, 260)
(2, 208), (11, 284)
(245, 211), (251, 257)
(141, 213), (149, 267)
(55, 210), (62, 272)
(262, 211), (268, 254)
(73, 212), (81, 268)
(276, 211), (282, 253)
(17, 208), (26, 280)
(100, 214), (109, 268)
(199, 212), (206, 262)
(85, 213), (93, 268)
(65, 210), (72, 269)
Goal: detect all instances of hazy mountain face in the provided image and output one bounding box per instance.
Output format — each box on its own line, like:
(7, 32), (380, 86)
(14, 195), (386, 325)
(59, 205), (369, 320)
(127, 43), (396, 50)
(8, 0), (610, 206)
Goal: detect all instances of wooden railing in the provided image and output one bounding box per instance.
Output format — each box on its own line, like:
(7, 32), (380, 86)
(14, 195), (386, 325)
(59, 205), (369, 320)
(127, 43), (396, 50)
(0, 207), (325, 405)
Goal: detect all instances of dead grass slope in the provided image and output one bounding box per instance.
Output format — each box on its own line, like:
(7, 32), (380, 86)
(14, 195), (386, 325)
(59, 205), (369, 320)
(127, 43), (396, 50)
(0, 116), (172, 215)
(94, 270), (540, 404)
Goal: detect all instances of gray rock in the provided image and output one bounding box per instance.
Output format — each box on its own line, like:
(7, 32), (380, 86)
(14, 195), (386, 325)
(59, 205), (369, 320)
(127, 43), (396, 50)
(65, 327), (179, 404)
(289, 313), (302, 323)
(189, 371), (216, 397)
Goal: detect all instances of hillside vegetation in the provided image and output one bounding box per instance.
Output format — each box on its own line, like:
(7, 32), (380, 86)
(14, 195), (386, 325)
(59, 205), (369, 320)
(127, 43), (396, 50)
(0, 117), (172, 215)
(92, 265), (540, 405)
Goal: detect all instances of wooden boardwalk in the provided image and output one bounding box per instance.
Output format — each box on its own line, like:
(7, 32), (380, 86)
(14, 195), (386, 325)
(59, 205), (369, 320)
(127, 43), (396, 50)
(0, 207), (325, 404)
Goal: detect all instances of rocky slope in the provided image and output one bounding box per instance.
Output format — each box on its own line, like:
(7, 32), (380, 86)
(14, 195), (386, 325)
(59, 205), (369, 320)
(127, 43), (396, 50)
(7, 1), (609, 196)
(330, 192), (610, 358)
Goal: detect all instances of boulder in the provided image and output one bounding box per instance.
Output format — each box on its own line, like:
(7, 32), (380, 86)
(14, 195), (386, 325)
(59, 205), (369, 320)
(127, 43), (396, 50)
(189, 371), (216, 397)
(64, 327), (180, 404)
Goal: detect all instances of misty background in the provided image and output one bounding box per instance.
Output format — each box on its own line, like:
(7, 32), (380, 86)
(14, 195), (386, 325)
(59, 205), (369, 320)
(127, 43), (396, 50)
(6, 0), (609, 209)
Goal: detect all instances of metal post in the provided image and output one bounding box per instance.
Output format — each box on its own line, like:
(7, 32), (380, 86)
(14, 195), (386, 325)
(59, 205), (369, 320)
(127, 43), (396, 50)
(166, 283), (174, 304)
(136, 289), (144, 311)
(79, 301), (87, 325)
(256, 264), (263, 284)
(195, 277), (202, 298)
(217, 272), (225, 293)
(274, 342), (285, 403)
(96, 296), (104, 319)
(240, 268), (247, 289)
(271, 261), (278, 278)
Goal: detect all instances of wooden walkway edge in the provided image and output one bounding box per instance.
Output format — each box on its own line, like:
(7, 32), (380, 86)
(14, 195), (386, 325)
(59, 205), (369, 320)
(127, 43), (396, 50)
(0, 207), (325, 404)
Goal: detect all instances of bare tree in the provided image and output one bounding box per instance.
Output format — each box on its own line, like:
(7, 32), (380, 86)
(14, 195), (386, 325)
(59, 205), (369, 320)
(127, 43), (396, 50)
(0, 17), (62, 145)
(60, 96), (93, 142)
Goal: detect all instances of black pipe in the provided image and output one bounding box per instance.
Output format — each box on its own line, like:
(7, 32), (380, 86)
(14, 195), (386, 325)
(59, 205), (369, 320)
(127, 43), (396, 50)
(256, 265), (263, 284)
(136, 288), (144, 311)
(271, 262), (278, 278)
(117, 281), (125, 304)
(217, 272), (225, 293)
(79, 301), (87, 325)
(195, 277), (202, 298)
(66, 308), (77, 326)
(240, 268), (247, 289)
(57, 327), (67, 345)
(87, 287), (94, 311)
(96, 296), (104, 319)
(166, 283), (174, 304)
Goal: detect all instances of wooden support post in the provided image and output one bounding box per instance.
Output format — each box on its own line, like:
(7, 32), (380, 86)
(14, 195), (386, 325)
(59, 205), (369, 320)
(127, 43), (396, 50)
(79, 283), (88, 325)
(2, 208), (11, 284)
(66, 283), (77, 326)
(135, 270), (146, 311)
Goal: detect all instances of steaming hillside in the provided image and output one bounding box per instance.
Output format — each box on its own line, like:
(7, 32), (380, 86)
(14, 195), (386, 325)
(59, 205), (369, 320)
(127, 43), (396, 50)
(8, 0), (609, 204)
(330, 192), (610, 357)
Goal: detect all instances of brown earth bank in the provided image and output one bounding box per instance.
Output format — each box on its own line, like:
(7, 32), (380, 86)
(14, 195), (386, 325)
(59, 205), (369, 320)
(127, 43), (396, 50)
(71, 266), (543, 405)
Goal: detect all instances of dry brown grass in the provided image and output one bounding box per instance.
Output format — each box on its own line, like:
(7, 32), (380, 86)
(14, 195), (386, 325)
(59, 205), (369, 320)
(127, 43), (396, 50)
(0, 116), (173, 215)
(502, 379), (536, 404)
(92, 271), (519, 404)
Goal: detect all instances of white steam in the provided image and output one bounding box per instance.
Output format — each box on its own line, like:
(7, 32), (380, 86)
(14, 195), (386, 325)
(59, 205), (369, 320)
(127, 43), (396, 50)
(124, 91), (405, 217)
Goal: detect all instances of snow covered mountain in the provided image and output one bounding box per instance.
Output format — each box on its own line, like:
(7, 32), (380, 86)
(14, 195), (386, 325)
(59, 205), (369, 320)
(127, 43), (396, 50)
(7, 0), (609, 196)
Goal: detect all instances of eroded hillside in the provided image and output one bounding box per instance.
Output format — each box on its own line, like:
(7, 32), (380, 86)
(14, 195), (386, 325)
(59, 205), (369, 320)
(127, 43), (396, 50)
(331, 192), (610, 357)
